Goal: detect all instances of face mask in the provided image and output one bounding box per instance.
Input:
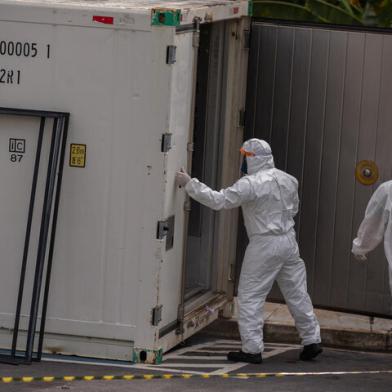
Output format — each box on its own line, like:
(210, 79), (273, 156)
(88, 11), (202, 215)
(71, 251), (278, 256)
(241, 157), (248, 175)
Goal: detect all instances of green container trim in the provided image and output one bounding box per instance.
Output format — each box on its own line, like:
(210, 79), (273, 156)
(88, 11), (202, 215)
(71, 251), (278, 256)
(248, 0), (254, 17)
(151, 8), (181, 26)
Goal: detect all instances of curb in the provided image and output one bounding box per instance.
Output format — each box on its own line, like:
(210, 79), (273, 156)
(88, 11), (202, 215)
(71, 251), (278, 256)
(202, 318), (392, 352)
(2, 370), (392, 384)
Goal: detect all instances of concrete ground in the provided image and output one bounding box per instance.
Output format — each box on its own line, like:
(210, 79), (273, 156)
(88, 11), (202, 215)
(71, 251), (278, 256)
(0, 334), (391, 392)
(205, 302), (392, 351)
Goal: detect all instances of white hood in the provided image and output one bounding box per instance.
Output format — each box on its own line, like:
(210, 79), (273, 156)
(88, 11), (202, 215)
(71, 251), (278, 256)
(242, 139), (275, 174)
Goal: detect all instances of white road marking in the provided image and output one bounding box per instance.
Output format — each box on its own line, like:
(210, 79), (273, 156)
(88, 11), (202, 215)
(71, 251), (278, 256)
(155, 339), (298, 375)
(164, 342), (215, 359)
(143, 363), (227, 368)
(209, 343), (297, 375)
(209, 362), (250, 375)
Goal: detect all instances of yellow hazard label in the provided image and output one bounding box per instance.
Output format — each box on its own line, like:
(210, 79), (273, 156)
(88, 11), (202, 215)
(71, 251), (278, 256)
(69, 144), (86, 168)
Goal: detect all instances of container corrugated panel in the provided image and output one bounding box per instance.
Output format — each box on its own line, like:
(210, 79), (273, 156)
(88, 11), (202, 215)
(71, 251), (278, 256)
(0, 0), (248, 361)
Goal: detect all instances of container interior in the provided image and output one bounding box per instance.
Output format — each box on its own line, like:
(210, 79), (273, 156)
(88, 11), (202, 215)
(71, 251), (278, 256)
(185, 21), (228, 301)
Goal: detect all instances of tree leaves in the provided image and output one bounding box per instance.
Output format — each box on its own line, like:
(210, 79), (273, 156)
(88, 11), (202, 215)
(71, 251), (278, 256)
(253, 1), (321, 22)
(306, 0), (363, 24)
(253, 0), (392, 27)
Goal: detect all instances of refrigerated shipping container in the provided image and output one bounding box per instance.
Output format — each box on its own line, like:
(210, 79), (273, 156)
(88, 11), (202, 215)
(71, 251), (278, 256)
(0, 0), (250, 363)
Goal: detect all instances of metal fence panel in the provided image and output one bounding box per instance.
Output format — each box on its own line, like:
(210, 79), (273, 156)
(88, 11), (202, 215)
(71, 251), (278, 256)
(241, 22), (392, 317)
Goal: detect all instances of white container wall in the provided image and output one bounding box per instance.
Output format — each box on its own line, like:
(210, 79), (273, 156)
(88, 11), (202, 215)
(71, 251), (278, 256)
(0, 0), (249, 363)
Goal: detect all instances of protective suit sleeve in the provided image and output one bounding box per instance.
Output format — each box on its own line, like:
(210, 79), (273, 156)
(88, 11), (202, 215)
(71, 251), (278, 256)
(352, 185), (389, 256)
(185, 177), (255, 211)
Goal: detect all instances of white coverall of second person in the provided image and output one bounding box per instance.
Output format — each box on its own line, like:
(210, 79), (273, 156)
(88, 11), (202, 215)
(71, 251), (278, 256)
(352, 180), (392, 295)
(175, 138), (322, 364)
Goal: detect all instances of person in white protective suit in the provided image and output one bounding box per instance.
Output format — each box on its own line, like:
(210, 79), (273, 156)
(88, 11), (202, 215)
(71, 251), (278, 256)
(352, 181), (392, 295)
(175, 138), (322, 364)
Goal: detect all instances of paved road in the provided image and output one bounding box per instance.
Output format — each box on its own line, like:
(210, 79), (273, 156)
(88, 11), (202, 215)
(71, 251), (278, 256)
(0, 334), (391, 391)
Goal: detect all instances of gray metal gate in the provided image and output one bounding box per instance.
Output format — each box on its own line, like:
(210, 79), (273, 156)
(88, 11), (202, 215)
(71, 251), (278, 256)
(240, 22), (392, 317)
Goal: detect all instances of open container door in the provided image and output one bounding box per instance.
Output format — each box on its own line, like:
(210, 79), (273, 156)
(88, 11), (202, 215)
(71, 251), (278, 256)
(157, 16), (251, 354)
(153, 29), (197, 355)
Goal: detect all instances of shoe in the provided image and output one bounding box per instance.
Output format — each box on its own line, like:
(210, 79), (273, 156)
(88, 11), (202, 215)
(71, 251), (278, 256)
(300, 343), (323, 361)
(227, 350), (262, 364)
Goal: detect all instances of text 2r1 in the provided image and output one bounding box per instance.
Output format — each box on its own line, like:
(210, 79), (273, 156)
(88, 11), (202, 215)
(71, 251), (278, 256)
(0, 69), (21, 84)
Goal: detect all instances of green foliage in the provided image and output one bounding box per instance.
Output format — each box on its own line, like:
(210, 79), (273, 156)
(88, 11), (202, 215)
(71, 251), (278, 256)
(307, 0), (363, 24)
(253, 1), (320, 22)
(253, 0), (392, 27)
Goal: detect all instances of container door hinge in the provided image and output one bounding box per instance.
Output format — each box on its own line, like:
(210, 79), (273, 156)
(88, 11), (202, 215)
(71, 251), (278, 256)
(175, 321), (185, 335)
(156, 216), (175, 250)
(244, 30), (251, 49)
(161, 133), (172, 152)
(166, 46), (177, 64)
(239, 109), (246, 127)
(184, 199), (191, 212)
(192, 17), (201, 48)
(151, 305), (163, 326)
(187, 142), (194, 152)
(228, 264), (235, 281)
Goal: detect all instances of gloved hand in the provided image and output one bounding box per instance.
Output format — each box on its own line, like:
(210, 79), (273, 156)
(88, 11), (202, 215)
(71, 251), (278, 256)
(353, 253), (367, 262)
(175, 168), (191, 187)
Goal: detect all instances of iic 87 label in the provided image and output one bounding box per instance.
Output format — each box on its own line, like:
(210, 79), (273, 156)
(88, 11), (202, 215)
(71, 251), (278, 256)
(9, 138), (25, 163)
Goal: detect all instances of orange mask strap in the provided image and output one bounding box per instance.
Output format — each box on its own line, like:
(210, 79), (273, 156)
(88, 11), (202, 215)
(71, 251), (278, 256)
(240, 147), (255, 157)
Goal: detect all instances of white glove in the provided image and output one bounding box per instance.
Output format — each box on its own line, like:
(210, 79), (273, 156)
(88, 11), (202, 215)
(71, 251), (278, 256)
(353, 253), (367, 262)
(175, 168), (191, 187)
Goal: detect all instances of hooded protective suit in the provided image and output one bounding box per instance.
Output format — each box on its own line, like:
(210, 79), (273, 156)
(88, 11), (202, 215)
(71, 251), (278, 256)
(185, 139), (321, 354)
(352, 181), (392, 294)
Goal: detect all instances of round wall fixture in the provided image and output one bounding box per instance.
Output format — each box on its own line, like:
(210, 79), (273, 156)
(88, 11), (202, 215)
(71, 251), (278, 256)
(355, 160), (379, 186)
